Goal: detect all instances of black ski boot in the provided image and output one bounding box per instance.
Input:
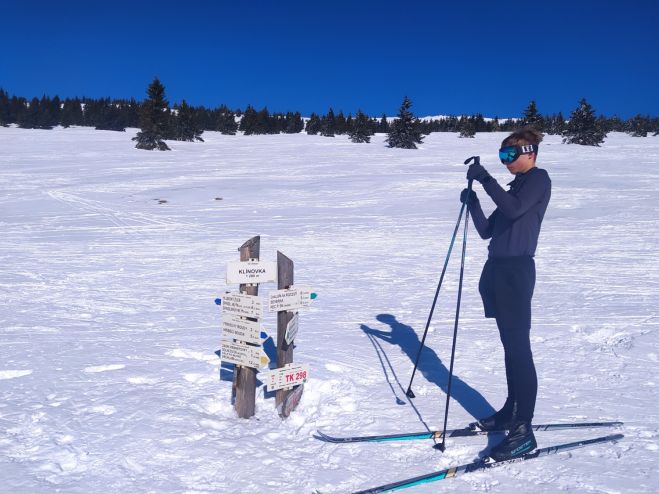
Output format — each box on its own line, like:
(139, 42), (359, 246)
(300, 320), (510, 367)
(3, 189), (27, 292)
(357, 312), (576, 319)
(489, 421), (537, 461)
(477, 403), (516, 432)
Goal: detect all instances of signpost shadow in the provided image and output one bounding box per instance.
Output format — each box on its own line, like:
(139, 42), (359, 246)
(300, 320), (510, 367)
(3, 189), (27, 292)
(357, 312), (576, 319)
(362, 313), (501, 454)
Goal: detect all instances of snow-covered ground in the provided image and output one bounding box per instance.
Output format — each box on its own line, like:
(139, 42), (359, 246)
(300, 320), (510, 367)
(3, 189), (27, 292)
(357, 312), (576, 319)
(1, 126), (657, 493)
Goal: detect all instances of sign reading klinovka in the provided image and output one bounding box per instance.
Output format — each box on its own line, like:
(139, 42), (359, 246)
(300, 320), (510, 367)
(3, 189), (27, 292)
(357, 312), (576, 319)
(222, 314), (263, 345)
(226, 260), (277, 284)
(221, 340), (270, 368)
(221, 292), (263, 319)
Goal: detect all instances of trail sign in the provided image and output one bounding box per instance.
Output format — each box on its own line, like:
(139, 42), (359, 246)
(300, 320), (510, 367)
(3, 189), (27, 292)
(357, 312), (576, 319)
(227, 260), (277, 284)
(268, 286), (316, 312)
(264, 363), (309, 392)
(221, 340), (270, 368)
(222, 314), (264, 345)
(284, 313), (299, 345)
(221, 292), (263, 319)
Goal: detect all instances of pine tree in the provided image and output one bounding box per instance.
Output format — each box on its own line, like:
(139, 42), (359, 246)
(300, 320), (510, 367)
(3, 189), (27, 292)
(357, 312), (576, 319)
(458, 115), (475, 138)
(305, 113), (321, 134)
(379, 114), (389, 133)
(255, 107), (272, 134)
(0, 89), (10, 126)
(283, 112), (304, 133)
(335, 111), (347, 134)
(93, 98), (126, 132)
(545, 112), (565, 135)
(171, 100), (204, 141)
(60, 98), (84, 127)
(239, 105), (257, 134)
(18, 97), (42, 129)
(522, 100), (544, 131)
(386, 96), (423, 149)
(133, 77), (171, 150)
(320, 108), (335, 137)
(215, 105), (238, 135)
(626, 114), (651, 137)
(563, 98), (607, 146)
(349, 110), (372, 143)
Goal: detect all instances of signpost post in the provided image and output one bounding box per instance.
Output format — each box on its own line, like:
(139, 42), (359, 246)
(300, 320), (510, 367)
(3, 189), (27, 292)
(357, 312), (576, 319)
(233, 236), (260, 419)
(274, 251), (300, 417)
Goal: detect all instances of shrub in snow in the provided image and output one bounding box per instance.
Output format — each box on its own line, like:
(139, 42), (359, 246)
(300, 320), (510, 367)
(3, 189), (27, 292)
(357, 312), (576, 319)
(563, 98), (607, 146)
(386, 96), (424, 149)
(133, 78), (171, 151)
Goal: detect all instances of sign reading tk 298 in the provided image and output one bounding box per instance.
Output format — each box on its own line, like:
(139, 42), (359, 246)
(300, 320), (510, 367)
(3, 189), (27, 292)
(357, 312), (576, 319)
(265, 363), (309, 392)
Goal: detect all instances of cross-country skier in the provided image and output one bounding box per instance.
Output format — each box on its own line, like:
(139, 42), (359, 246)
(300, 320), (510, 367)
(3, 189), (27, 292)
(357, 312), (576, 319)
(461, 127), (551, 461)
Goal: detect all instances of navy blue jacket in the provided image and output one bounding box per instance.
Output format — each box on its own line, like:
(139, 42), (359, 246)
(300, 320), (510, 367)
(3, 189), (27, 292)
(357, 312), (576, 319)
(470, 167), (551, 258)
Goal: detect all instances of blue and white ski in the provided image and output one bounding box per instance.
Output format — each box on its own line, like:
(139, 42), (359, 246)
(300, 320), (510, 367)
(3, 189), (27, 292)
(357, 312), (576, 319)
(351, 433), (624, 493)
(315, 421), (622, 444)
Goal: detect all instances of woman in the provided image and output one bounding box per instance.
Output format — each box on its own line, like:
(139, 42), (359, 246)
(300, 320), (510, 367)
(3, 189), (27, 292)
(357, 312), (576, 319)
(461, 127), (551, 461)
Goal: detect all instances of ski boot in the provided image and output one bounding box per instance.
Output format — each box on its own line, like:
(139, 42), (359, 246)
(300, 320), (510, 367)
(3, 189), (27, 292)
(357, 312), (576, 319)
(476, 403), (516, 432)
(489, 421), (537, 461)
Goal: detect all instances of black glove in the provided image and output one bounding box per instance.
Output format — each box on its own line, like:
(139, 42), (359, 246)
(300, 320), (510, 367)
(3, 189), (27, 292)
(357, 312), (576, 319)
(466, 163), (492, 184)
(460, 188), (478, 205)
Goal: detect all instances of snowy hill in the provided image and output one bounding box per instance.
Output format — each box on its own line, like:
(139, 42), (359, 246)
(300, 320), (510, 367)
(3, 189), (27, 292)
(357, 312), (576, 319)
(0, 126), (657, 493)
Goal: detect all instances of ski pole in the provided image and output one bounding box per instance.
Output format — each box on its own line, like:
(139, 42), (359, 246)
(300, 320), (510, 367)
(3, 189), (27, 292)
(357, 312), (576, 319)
(405, 196), (468, 399)
(435, 156), (477, 451)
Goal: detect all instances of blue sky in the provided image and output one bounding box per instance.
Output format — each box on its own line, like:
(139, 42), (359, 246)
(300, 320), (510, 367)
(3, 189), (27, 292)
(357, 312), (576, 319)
(2, 0), (658, 118)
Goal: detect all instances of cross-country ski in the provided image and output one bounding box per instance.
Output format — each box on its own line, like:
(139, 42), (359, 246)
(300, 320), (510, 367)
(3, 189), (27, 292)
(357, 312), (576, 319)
(351, 434), (624, 493)
(316, 421), (623, 443)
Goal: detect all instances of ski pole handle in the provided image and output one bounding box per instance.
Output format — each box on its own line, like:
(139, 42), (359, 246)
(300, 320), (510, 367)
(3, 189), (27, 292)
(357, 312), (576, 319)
(464, 156), (477, 191)
(464, 155), (480, 166)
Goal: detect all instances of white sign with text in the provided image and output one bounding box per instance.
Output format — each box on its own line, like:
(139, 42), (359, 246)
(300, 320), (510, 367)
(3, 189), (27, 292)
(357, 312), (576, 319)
(268, 286), (315, 312)
(264, 363), (309, 392)
(226, 260), (277, 284)
(221, 314), (263, 345)
(221, 292), (263, 319)
(221, 340), (269, 368)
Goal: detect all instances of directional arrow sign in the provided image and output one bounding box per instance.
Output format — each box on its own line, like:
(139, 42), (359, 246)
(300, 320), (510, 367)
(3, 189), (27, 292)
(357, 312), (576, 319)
(264, 363), (309, 392)
(222, 314), (263, 345)
(221, 340), (269, 368)
(268, 287), (303, 312)
(221, 292), (263, 319)
(226, 260), (277, 284)
(285, 313), (299, 345)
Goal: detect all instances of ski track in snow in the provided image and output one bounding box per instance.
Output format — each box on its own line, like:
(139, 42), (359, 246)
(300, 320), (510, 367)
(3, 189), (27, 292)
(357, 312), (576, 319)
(0, 126), (658, 493)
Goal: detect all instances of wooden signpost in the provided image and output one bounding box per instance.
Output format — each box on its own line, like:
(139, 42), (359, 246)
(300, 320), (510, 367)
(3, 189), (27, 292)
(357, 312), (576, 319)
(219, 237), (315, 419)
(274, 251), (297, 416)
(233, 236), (261, 419)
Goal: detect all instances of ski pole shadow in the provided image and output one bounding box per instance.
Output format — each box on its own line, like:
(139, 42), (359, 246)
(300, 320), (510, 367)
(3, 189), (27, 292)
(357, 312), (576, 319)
(362, 313), (501, 454)
(364, 331), (432, 434)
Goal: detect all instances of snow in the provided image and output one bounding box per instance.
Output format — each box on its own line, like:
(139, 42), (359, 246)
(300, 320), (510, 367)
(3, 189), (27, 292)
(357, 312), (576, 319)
(1, 126), (658, 493)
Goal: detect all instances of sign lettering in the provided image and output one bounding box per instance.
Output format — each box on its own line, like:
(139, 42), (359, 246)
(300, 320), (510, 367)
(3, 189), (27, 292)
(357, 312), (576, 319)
(221, 292), (263, 319)
(221, 340), (270, 368)
(264, 363), (309, 391)
(227, 260), (277, 284)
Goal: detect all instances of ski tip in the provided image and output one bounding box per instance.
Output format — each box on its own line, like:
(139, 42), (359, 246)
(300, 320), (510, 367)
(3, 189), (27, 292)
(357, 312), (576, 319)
(314, 430), (337, 443)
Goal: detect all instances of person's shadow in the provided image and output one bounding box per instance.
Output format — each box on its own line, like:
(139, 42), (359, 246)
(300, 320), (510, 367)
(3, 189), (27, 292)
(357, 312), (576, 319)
(362, 313), (500, 453)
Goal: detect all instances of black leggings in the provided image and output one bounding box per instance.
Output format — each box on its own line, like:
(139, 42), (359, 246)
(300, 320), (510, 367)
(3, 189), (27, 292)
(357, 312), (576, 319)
(497, 320), (537, 423)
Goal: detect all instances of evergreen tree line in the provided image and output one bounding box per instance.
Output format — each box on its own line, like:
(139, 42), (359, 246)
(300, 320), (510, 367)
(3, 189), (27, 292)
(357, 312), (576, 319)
(2, 86), (658, 145)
